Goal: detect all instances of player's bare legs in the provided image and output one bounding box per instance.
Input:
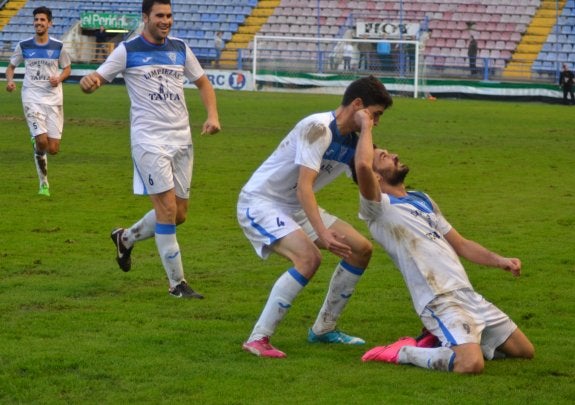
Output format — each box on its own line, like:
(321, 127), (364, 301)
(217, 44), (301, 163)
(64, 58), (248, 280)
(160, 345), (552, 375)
(496, 328), (535, 359)
(243, 230), (323, 357)
(243, 222), (371, 357)
(34, 133), (60, 155)
(148, 190), (202, 298)
(112, 194), (191, 274)
(32, 133), (57, 196)
(272, 230), (323, 278)
(309, 219), (372, 341)
(451, 343), (485, 373)
(322, 220), (372, 269)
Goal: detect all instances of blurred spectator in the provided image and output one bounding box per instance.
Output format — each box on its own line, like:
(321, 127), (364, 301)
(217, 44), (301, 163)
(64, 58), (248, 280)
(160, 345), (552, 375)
(94, 25), (108, 62)
(559, 63), (574, 105)
(468, 35), (478, 75)
(330, 41), (344, 70)
(343, 42), (354, 70)
(357, 37), (373, 70)
(377, 42), (391, 71)
(213, 31), (224, 68)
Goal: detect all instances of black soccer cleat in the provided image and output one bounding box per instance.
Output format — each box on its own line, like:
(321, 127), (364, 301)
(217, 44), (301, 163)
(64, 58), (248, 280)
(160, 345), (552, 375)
(169, 281), (204, 299)
(111, 228), (133, 272)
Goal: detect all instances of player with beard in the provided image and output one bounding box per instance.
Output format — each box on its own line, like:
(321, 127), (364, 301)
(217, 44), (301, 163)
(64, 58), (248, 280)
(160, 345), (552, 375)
(351, 109), (534, 373)
(80, 0), (220, 298)
(5, 6), (71, 196)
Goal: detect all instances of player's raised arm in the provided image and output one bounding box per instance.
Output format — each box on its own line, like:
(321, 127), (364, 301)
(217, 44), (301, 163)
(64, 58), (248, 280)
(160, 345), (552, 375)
(80, 72), (106, 94)
(444, 227), (521, 276)
(354, 109), (381, 202)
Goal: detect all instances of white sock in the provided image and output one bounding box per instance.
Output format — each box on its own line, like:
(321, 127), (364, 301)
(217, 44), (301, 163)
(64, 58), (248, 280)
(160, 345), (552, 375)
(123, 210), (156, 247)
(311, 261), (364, 335)
(34, 151), (48, 186)
(154, 223), (184, 288)
(249, 268), (308, 342)
(399, 346), (456, 372)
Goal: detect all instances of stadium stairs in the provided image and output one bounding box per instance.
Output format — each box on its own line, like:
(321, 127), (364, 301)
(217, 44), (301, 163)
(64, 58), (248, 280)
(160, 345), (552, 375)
(220, 0), (280, 69)
(0, 0), (25, 28)
(504, 0), (566, 79)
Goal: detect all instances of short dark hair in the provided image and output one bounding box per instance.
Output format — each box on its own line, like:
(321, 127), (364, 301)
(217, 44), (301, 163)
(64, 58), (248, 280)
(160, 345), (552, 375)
(142, 0), (171, 15)
(349, 144), (377, 184)
(33, 6), (52, 22)
(341, 75), (393, 110)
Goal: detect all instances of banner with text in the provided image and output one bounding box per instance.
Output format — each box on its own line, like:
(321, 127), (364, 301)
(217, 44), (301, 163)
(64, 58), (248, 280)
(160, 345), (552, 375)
(80, 12), (140, 30)
(185, 70), (253, 91)
(356, 21), (420, 38)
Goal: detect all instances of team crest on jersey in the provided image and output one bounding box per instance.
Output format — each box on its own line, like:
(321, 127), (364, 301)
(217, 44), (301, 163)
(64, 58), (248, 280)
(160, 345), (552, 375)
(148, 74), (181, 101)
(47, 50), (55, 58)
(168, 52), (177, 64)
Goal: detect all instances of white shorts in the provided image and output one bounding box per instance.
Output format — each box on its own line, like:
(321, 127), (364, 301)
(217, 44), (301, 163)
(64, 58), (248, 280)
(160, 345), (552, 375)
(131, 143), (193, 198)
(23, 103), (63, 139)
(420, 288), (517, 360)
(237, 193), (338, 259)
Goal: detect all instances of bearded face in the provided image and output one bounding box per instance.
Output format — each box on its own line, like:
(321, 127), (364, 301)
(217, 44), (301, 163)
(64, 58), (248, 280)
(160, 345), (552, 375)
(373, 149), (409, 186)
(384, 163), (409, 186)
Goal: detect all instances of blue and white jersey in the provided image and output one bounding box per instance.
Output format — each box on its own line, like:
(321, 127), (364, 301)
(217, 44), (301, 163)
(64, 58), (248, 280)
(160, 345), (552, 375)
(9, 36), (71, 105)
(240, 111), (357, 209)
(359, 191), (473, 315)
(97, 35), (204, 146)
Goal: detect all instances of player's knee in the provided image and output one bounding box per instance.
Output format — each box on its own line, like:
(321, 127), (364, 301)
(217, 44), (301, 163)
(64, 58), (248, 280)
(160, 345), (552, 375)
(519, 342), (535, 359)
(352, 237), (372, 267)
(294, 251), (322, 276)
(34, 138), (48, 152)
(455, 357), (484, 374)
(175, 212), (187, 225)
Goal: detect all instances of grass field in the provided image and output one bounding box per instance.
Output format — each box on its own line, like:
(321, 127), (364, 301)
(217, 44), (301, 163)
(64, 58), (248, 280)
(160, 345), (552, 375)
(1, 83), (574, 404)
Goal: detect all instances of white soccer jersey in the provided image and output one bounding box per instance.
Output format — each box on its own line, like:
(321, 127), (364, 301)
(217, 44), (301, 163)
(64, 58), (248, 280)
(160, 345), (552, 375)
(359, 191), (473, 315)
(240, 111), (357, 209)
(9, 37), (71, 105)
(97, 35), (204, 146)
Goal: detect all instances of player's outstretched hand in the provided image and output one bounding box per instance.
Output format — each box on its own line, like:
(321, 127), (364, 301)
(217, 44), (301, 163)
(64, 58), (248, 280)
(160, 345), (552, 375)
(501, 257), (521, 277)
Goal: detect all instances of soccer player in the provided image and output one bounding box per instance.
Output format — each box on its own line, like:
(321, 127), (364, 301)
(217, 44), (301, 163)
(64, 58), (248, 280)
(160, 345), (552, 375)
(79, 0), (220, 298)
(237, 76), (393, 358)
(5, 6), (71, 197)
(352, 113), (534, 373)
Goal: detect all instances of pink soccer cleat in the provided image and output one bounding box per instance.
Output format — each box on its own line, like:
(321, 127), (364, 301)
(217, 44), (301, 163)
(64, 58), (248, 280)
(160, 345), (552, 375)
(242, 337), (287, 358)
(416, 328), (441, 348)
(361, 337), (417, 363)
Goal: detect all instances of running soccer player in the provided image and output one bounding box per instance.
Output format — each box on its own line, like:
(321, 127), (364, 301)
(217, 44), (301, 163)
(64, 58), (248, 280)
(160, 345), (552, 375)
(79, 0), (221, 298)
(237, 75), (393, 358)
(352, 110), (534, 373)
(5, 6), (71, 197)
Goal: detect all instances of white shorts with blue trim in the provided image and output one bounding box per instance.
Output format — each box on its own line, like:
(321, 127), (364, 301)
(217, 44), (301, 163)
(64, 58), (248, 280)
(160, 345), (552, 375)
(24, 103), (63, 139)
(237, 193), (338, 259)
(420, 288), (517, 360)
(131, 143), (193, 198)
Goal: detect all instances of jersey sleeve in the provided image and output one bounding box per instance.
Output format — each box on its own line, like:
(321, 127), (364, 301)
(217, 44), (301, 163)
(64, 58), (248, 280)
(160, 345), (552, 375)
(294, 120), (331, 172)
(96, 43), (127, 82)
(59, 46), (71, 68)
(183, 45), (204, 83)
(9, 43), (23, 66)
(358, 193), (385, 221)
